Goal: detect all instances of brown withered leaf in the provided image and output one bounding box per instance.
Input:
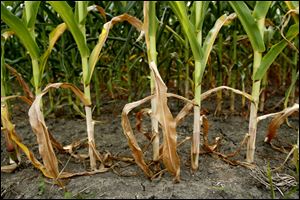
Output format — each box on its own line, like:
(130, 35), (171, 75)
(29, 94), (60, 179)
(121, 63), (195, 181)
(265, 103), (299, 143)
(1, 95), (32, 106)
(135, 108), (151, 133)
(28, 83), (92, 180)
(5, 64), (34, 101)
(121, 95), (155, 178)
(88, 13), (143, 83)
(173, 85), (253, 126)
(149, 61), (181, 182)
(1, 102), (51, 177)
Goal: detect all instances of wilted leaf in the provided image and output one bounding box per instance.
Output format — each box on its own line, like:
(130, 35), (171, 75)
(174, 86), (253, 126)
(1, 102), (50, 177)
(88, 5), (107, 21)
(1, 163), (18, 173)
(149, 61), (181, 182)
(28, 83), (92, 180)
(265, 103), (299, 143)
(87, 13), (143, 84)
(5, 64), (34, 101)
(121, 95), (155, 178)
(201, 13), (237, 78)
(39, 23), (67, 82)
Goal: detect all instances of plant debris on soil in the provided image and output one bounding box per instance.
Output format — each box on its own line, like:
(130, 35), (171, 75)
(1, 92), (299, 199)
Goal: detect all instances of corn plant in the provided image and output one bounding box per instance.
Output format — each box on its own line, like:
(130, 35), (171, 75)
(229, 1), (299, 163)
(1, 2), (67, 176)
(48, 1), (144, 171)
(1, 2), (41, 95)
(169, 1), (238, 170)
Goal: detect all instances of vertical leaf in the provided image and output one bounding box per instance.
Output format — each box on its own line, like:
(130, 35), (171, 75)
(252, 1), (272, 20)
(229, 1), (265, 52)
(201, 13), (237, 79)
(48, 1), (90, 58)
(23, 1), (41, 30)
(169, 1), (202, 62)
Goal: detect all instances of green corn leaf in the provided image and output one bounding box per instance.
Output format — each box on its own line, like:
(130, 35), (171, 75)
(254, 23), (299, 81)
(75, 1), (88, 25)
(48, 1), (90, 58)
(229, 1), (265, 52)
(192, 1), (209, 40)
(252, 1), (271, 20)
(23, 1), (41, 30)
(1, 3), (40, 59)
(169, 1), (202, 62)
(201, 13), (236, 79)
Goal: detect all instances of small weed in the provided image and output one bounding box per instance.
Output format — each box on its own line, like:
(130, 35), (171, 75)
(283, 186), (299, 199)
(64, 191), (73, 199)
(38, 177), (46, 196)
(266, 162), (275, 199)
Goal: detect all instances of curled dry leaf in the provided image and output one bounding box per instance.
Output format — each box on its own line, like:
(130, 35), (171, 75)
(88, 13), (143, 84)
(1, 102), (50, 177)
(28, 83), (99, 181)
(39, 23), (67, 81)
(265, 103), (299, 143)
(121, 62), (194, 182)
(1, 163), (18, 173)
(1, 95), (32, 106)
(173, 85), (253, 126)
(122, 79), (254, 181)
(122, 95), (155, 178)
(149, 61), (180, 182)
(5, 64), (34, 101)
(135, 108), (151, 133)
(88, 5), (107, 21)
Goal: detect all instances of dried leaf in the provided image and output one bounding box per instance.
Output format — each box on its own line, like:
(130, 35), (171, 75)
(135, 108), (151, 133)
(121, 62), (197, 181)
(1, 102), (51, 177)
(39, 23), (67, 81)
(29, 94), (60, 179)
(173, 85), (253, 126)
(149, 61), (180, 182)
(121, 95), (155, 178)
(1, 95), (32, 105)
(5, 64), (34, 101)
(1, 30), (15, 40)
(265, 103), (299, 143)
(88, 13), (143, 84)
(1, 163), (18, 173)
(28, 83), (92, 180)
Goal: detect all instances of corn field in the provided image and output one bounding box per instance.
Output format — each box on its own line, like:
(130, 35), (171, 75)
(1, 1), (299, 199)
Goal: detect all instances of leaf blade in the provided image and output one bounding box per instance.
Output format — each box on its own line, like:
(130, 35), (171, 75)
(229, 1), (265, 52)
(254, 23), (299, 81)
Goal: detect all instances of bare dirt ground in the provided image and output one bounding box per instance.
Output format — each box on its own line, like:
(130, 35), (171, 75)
(1, 90), (299, 199)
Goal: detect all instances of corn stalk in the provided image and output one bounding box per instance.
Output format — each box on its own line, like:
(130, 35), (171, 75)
(144, 1), (159, 161)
